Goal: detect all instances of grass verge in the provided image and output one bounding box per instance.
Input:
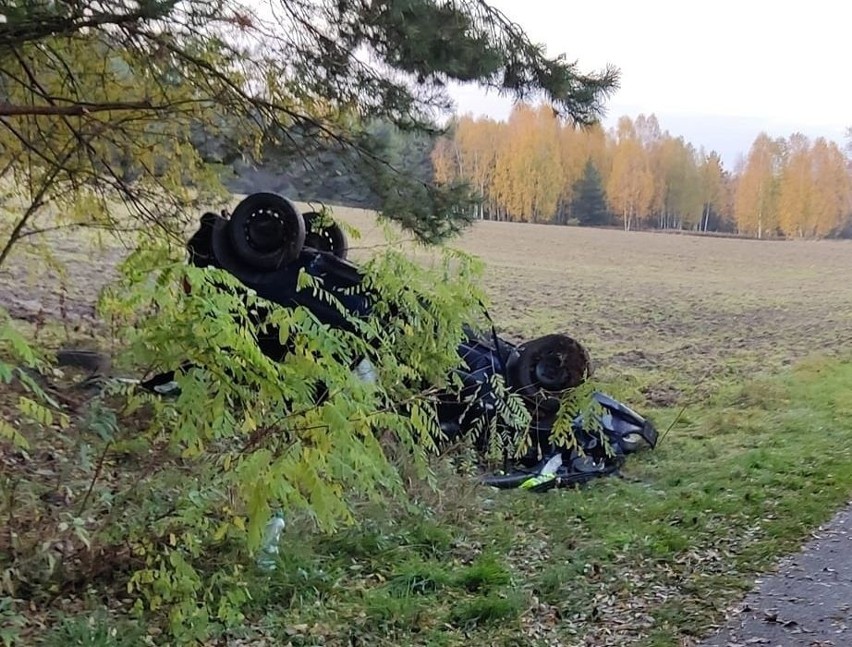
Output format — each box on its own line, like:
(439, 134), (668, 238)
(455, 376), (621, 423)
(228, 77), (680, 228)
(4, 356), (852, 646)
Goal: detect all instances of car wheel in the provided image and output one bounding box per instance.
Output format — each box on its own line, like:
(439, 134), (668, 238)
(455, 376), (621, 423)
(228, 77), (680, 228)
(227, 192), (305, 270)
(303, 211), (349, 259)
(509, 333), (592, 400)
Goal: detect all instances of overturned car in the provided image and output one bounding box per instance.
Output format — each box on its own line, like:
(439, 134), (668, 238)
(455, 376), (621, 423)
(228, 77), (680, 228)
(144, 192), (657, 490)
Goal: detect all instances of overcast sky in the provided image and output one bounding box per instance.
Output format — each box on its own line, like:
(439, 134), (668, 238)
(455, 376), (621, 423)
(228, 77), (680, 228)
(446, 0), (851, 169)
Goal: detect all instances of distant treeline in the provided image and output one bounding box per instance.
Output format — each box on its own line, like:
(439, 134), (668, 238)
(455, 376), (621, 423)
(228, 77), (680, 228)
(430, 105), (852, 239)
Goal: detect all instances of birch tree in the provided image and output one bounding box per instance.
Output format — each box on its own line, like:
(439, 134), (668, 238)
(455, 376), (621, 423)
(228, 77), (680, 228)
(606, 116), (654, 231)
(734, 133), (782, 238)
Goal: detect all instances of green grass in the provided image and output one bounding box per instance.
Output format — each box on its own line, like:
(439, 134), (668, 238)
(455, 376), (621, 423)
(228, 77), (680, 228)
(7, 354), (852, 645)
(71, 353), (843, 647)
(504, 356), (852, 646)
(40, 612), (146, 647)
(452, 554), (512, 592)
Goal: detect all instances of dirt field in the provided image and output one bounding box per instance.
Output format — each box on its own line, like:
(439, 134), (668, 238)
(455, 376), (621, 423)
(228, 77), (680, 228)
(458, 222), (852, 405)
(3, 203), (852, 406)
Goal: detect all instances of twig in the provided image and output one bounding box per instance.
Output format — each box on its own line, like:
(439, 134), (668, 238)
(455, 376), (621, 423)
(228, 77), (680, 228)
(657, 405), (687, 446)
(77, 440), (113, 516)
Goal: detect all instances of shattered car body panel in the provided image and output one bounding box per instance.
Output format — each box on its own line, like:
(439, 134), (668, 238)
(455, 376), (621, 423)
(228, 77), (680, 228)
(159, 192), (658, 488)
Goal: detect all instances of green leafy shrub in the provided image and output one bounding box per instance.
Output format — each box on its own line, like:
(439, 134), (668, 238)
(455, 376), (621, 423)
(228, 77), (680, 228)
(0, 310), (71, 449)
(54, 228), (531, 639)
(1, 215), (595, 642)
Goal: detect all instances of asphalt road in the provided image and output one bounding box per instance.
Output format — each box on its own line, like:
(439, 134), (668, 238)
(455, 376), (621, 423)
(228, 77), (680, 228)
(698, 502), (852, 647)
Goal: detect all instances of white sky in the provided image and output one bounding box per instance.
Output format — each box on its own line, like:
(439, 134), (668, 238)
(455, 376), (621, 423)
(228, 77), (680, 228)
(447, 0), (852, 168)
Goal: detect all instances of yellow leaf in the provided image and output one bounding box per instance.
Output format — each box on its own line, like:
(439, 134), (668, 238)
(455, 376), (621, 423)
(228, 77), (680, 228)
(213, 523), (229, 542)
(241, 413), (256, 433)
(0, 419), (29, 449)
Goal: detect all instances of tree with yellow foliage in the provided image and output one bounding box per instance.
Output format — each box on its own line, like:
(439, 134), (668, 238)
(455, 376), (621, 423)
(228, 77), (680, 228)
(431, 116), (504, 220)
(430, 109), (851, 237)
(698, 150), (726, 232)
(492, 105), (565, 222)
(808, 137), (852, 237)
(606, 117), (654, 231)
(734, 133), (782, 238)
(653, 136), (690, 229)
(777, 133), (813, 237)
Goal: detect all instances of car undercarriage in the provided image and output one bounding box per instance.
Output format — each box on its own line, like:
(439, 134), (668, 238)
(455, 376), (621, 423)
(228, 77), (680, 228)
(141, 192), (659, 490)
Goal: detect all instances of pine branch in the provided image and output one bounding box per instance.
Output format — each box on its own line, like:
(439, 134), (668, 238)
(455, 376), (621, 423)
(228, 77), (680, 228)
(0, 6), (174, 49)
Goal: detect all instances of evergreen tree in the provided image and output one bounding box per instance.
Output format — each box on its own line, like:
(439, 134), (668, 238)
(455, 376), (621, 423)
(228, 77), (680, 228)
(572, 158), (610, 226)
(0, 0), (621, 265)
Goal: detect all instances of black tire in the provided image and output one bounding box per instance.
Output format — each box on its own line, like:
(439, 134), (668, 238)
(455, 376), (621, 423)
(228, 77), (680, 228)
(54, 348), (112, 393)
(508, 333), (592, 400)
(227, 193), (305, 271)
(55, 348), (112, 375)
(302, 211), (348, 259)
